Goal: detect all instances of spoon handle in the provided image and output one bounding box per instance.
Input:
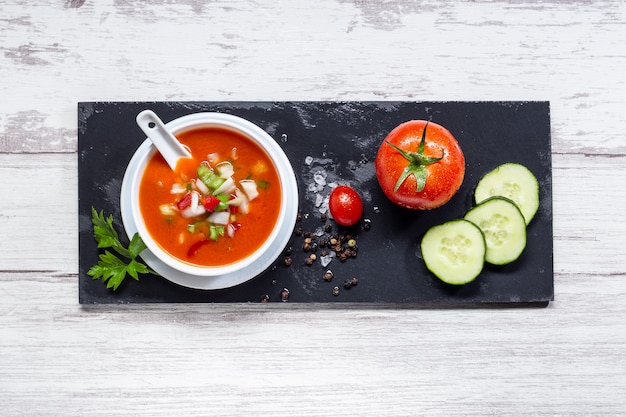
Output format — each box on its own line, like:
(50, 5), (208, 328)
(136, 110), (191, 170)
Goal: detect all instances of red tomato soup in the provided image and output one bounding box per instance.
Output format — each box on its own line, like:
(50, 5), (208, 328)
(139, 127), (282, 267)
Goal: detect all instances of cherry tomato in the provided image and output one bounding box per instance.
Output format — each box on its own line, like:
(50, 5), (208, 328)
(375, 120), (465, 210)
(329, 185), (363, 227)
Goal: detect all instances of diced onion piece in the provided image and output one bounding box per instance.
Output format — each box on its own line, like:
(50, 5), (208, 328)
(181, 192), (205, 218)
(190, 190), (200, 210)
(227, 195), (245, 206)
(215, 161), (234, 179)
(181, 205), (206, 218)
(170, 183), (187, 194)
(159, 204), (176, 216)
(230, 147), (238, 160)
(207, 210), (230, 225)
(193, 178), (209, 195)
(240, 179), (259, 201)
(207, 153), (220, 165)
(226, 223), (236, 238)
(213, 177), (235, 195)
(234, 188), (249, 214)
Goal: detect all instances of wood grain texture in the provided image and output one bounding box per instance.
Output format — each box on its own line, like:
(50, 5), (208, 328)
(1, 0), (625, 415)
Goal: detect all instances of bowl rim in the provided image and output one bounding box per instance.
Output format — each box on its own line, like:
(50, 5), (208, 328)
(121, 111), (298, 281)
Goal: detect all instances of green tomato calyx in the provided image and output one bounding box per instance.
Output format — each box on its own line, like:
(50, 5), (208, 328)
(385, 122), (444, 192)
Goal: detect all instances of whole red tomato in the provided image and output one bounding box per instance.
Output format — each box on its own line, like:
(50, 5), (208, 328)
(329, 185), (363, 227)
(375, 120), (465, 210)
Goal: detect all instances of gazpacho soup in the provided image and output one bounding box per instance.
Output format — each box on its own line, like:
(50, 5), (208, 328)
(139, 127), (282, 267)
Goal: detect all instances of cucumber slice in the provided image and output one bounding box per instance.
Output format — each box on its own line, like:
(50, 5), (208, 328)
(464, 197), (526, 265)
(474, 163), (539, 225)
(421, 219), (486, 285)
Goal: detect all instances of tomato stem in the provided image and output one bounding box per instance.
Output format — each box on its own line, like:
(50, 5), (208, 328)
(385, 121), (444, 192)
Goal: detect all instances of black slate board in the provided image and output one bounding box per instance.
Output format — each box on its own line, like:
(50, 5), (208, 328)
(78, 101), (553, 305)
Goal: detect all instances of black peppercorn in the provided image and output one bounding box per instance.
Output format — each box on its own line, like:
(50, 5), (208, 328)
(323, 270), (334, 281)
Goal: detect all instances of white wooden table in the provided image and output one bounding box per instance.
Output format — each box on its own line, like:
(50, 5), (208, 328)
(1, 1), (625, 415)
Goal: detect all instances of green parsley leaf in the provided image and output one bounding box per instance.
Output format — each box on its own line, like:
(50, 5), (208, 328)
(128, 232), (148, 259)
(88, 207), (156, 290)
(91, 207), (130, 258)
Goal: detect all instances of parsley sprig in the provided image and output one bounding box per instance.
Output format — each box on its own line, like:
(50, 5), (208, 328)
(88, 207), (155, 290)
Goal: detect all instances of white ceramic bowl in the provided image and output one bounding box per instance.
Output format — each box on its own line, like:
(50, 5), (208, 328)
(120, 112), (298, 289)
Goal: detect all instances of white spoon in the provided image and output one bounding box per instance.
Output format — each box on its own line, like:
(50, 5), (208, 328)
(136, 110), (191, 170)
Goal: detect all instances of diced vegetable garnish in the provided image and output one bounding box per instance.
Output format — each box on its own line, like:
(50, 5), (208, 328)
(159, 154), (269, 255)
(207, 210), (230, 225)
(240, 179), (259, 200)
(187, 239), (209, 257)
(207, 153), (219, 164)
(234, 188), (249, 214)
(193, 178), (209, 195)
(213, 177), (235, 195)
(209, 225), (225, 241)
(197, 163), (225, 192)
(190, 191), (199, 210)
(215, 161), (234, 179)
(201, 195), (220, 212)
(170, 183), (187, 194)
(176, 193), (192, 210)
(159, 204), (176, 216)
(251, 160), (267, 175)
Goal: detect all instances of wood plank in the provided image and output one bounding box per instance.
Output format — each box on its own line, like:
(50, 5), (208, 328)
(0, 154), (77, 271)
(1, 270), (625, 415)
(1, 1), (625, 154)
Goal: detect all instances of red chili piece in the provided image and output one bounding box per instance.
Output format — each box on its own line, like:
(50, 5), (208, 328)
(176, 193), (192, 210)
(187, 239), (210, 258)
(202, 195), (221, 212)
(228, 194), (239, 214)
